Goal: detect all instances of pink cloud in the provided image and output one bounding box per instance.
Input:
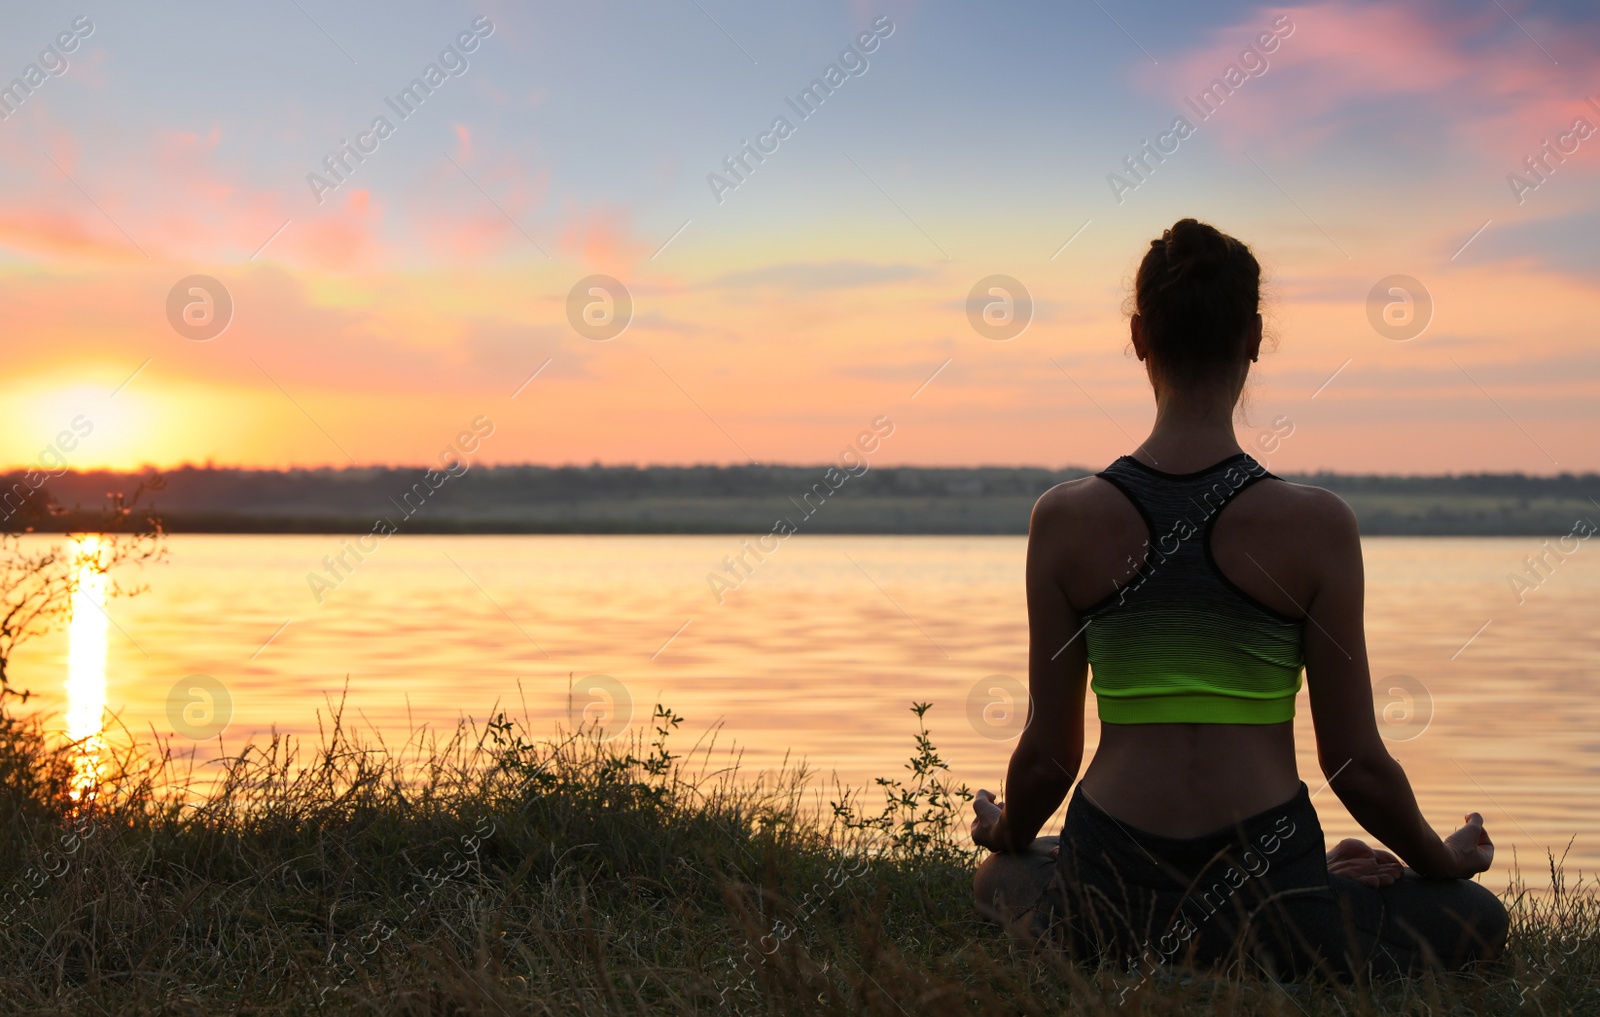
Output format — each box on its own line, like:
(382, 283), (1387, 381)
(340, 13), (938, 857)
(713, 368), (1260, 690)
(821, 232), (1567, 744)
(375, 139), (657, 274)
(1151, 2), (1600, 165)
(404, 145), (553, 261)
(282, 189), (385, 270)
(555, 204), (651, 274)
(3, 122), (393, 271)
(0, 207), (146, 263)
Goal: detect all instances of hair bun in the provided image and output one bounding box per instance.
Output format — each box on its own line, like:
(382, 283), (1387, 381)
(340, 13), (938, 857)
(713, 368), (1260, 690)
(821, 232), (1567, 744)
(1160, 217), (1231, 283)
(1132, 217), (1261, 390)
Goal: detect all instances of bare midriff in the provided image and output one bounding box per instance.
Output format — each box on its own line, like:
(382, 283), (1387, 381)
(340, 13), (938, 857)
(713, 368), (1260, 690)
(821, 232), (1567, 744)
(1076, 720), (1301, 838)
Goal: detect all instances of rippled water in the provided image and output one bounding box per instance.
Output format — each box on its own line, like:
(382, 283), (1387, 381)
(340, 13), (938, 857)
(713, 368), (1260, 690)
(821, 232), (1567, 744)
(17, 533), (1599, 883)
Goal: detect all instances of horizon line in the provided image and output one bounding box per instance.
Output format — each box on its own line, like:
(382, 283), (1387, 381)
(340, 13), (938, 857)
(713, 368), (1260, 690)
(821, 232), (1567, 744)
(6, 462), (1600, 482)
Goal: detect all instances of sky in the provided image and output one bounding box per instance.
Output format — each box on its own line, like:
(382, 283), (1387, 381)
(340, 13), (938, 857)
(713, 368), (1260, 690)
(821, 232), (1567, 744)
(1, 0), (1597, 475)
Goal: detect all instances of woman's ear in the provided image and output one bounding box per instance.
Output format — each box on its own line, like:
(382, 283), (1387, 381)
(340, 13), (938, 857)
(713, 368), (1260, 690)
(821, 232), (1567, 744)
(1247, 313), (1263, 363)
(1130, 314), (1147, 361)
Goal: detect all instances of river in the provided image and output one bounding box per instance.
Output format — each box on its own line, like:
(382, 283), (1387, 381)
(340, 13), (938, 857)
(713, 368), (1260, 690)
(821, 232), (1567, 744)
(16, 533), (1598, 884)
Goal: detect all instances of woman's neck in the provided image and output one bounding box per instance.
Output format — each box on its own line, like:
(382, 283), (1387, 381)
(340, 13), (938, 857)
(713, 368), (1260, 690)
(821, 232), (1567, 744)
(1131, 389), (1243, 472)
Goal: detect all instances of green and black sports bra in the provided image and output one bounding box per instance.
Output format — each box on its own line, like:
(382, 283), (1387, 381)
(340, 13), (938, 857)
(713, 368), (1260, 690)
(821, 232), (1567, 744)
(1082, 452), (1305, 725)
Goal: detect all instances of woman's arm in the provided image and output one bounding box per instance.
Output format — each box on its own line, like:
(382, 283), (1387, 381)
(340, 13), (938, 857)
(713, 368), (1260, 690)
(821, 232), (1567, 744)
(1302, 492), (1492, 879)
(974, 489), (1090, 853)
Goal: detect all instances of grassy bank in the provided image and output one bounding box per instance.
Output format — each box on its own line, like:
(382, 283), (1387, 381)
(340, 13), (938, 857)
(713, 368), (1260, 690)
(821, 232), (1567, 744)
(0, 703), (1593, 1015)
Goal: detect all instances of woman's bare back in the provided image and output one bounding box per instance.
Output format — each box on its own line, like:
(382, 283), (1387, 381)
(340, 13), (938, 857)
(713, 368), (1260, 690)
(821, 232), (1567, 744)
(1034, 461), (1352, 836)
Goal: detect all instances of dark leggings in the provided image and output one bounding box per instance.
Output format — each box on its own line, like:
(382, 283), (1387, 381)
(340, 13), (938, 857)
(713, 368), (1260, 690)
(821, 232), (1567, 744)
(1041, 783), (1508, 982)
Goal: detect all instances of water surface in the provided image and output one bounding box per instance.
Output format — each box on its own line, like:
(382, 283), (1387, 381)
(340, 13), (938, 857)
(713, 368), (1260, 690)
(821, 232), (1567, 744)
(18, 533), (1598, 883)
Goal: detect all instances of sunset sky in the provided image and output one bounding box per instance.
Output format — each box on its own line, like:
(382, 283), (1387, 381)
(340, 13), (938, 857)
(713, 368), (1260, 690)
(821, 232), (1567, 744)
(2, 0), (1597, 474)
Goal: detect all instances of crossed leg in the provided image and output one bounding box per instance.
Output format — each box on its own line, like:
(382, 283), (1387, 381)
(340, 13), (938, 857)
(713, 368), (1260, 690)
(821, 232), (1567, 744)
(972, 836), (1063, 944)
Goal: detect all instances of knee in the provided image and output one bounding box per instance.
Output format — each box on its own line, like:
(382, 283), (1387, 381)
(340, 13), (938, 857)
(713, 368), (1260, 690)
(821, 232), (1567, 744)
(1432, 878), (1509, 965)
(973, 852), (1034, 918)
(972, 853), (1008, 912)
(973, 840), (1058, 899)
(1465, 882), (1510, 960)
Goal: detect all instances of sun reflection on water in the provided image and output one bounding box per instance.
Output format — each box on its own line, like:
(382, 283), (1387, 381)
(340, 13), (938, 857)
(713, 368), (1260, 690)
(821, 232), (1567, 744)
(65, 534), (107, 801)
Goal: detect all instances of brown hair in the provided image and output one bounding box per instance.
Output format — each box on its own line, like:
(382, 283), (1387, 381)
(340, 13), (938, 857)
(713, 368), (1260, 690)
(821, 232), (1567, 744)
(1134, 218), (1260, 391)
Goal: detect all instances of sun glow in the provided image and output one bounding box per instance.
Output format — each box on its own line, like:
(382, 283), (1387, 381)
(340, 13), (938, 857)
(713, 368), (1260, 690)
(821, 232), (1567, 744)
(65, 534), (108, 801)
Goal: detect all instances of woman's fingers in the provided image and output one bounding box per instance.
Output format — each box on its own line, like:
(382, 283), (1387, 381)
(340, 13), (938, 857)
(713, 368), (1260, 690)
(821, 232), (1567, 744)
(1476, 819), (1494, 867)
(1326, 838), (1374, 864)
(1443, 813), (1494, 875)
(971, 789), (1006, 850)
(1464, 813), (1484, 842)
(1458, 813), (1490, 844)
(1331, 863), (1382, 887)
(1328, 847), (1403, 887)
(1469, 814), (1494, 856)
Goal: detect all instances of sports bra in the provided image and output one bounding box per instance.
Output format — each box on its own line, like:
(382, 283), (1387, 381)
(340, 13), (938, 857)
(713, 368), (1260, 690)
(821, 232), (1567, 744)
(1082, 452), (1305, 724)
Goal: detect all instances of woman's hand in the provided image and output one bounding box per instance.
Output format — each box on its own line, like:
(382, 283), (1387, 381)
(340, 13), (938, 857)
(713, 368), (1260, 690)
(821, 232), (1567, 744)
(1439, 812), (1494, 878)
(1325, 837), (1403, 887)
(971, 789), (1007, 852)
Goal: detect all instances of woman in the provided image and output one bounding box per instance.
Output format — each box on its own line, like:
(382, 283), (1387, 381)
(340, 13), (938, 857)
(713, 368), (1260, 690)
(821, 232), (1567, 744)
(970, 218), (1508, 983)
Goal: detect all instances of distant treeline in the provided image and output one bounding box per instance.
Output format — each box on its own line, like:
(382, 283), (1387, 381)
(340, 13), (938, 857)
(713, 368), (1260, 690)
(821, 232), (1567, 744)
(6, 463), (1600, 536)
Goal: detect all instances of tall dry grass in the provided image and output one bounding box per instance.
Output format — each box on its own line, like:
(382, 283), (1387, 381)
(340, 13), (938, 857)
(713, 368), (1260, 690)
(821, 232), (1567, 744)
(0, 700), (1590, 1015)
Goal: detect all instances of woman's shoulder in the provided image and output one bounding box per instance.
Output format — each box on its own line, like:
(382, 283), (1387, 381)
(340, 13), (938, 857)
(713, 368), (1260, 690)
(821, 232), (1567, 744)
(1030, 474), (1120, 526)
(1253, 476), (1358, 528)
(1028, 475), (1148, 553)
(1229, 475), (1362, 550)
